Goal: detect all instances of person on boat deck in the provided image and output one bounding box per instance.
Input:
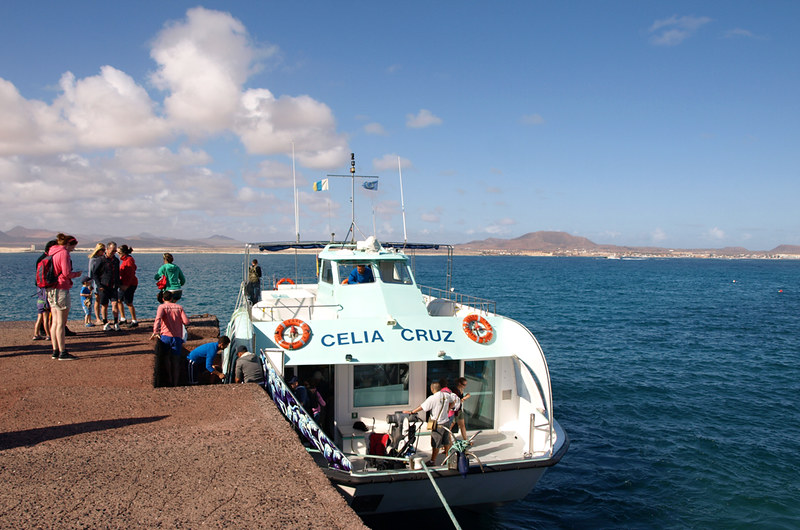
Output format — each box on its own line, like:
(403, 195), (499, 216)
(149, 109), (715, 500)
(288, 376), (309, 408)
(404, 382), (459, 466)
(342, 263), (374, 284)
(234, 345), (264, 385)
(187, 336), (230, 384)
(246, 259), (262, 305)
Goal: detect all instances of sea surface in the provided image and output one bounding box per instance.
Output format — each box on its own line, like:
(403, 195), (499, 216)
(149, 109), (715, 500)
(2, 252), (799, 529)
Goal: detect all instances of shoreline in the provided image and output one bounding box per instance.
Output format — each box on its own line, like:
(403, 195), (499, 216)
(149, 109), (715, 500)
(2, 245), (799, 259)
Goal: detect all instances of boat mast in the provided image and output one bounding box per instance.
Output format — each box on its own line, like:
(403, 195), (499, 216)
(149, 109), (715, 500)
(398, 156), (407, 244)
(292, 141), (299, 243)
(327, 153), (378, 243)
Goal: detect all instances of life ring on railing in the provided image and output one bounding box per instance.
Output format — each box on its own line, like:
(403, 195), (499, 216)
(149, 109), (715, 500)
(462, 314), (494, 344)
(275, 277), (295, 289)
(274, 319), (311, 350)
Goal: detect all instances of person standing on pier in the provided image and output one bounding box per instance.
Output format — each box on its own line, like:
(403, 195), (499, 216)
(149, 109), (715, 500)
(155, 252), (186, 302)
(92, 241), (121, 331)
(87, 243), (105, 325)
(151, 290), (190, 386)
(47, 233), (82, 360)
(117, 245), (139, 327)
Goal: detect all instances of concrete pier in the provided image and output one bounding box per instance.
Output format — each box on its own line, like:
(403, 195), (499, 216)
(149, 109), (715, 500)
(0, 318), (365, 529)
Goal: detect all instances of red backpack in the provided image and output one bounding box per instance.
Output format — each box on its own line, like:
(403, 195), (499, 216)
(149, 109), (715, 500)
(36, 255), (58, 288)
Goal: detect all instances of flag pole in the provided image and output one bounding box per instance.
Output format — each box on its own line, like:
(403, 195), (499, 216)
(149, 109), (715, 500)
(398, 156), (407, 244)
(292, 141), (299, 243)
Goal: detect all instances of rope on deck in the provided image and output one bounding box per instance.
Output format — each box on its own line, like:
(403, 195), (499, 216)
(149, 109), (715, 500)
(421, 461), (462, 530)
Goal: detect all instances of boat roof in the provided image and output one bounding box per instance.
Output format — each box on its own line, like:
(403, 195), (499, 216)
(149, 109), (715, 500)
(251, 241), (447, 253)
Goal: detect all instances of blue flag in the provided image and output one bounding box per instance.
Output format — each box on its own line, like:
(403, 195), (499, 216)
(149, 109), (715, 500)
(362, 180), (378, 191)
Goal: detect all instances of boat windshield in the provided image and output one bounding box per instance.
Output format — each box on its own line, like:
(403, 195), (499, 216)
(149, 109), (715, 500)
(336, 260), (414, 285)
(375, 260), (414, 285)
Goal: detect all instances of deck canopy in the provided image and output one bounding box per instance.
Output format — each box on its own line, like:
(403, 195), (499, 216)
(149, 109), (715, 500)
(252, 241), (446, 253)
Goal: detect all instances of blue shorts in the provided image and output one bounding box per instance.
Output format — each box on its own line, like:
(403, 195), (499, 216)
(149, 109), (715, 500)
(81, 296), (91, 316)
(159, 335), (184, 356)
(36, 288), (50, 314)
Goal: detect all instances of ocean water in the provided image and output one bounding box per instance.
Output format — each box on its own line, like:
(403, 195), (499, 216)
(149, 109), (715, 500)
(2, 252), (799, 528)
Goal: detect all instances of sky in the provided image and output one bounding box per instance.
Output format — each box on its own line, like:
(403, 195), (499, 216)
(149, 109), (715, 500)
(1, 1), (798, 250)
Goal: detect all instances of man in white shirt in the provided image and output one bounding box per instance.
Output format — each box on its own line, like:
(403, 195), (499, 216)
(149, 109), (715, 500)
(405, 382), (459, 466)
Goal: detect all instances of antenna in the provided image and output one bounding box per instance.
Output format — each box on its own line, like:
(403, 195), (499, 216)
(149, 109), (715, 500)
(326, 152), (379, 243)
(398, 156), (407, 244)
(292, 142), (299, 243)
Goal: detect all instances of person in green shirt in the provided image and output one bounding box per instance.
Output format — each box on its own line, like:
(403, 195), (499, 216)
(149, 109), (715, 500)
(155, 252), (186, 302)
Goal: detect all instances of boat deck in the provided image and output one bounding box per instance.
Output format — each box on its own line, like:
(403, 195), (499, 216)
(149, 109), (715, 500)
(345, 430), (528, 472)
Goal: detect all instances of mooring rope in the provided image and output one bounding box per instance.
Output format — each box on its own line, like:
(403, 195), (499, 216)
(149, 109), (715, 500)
(420, 461), (461, 530)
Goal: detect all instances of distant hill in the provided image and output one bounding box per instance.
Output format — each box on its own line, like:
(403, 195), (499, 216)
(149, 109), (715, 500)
(460, 231), (598, 251)
(3, 227), (798, 257)
(455, 231), (800, 258)
(771, 245), (800, 255)
(0, 227), (244, 252)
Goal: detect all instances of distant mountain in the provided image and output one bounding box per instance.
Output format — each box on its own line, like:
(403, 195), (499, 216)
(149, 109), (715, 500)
(771, 245), (800, 254)
(458, 231), (599, 252)
(455, 231), (800, 258)
(0, 227), (244, 251)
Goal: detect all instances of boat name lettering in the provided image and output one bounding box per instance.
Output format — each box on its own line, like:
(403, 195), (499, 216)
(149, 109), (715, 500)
(319, 328), (455, 347)
(400, 329), (454, 343)
(321, 331), (386, 347)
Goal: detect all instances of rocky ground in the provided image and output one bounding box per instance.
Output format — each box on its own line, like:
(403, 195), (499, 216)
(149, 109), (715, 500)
(0, 318), (365, 529)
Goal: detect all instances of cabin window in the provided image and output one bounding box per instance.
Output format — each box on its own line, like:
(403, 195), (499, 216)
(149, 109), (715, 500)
(377, 261), (414, 285)
(353, 363), (409, 407)
(338, 262), (375, 285)
(320, 260), (333, 284)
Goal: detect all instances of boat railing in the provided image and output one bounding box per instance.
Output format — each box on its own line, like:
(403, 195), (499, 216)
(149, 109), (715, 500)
(419, 285), (497, 315)
(266, 275), (317, 289)
(251, 302), (342, 322)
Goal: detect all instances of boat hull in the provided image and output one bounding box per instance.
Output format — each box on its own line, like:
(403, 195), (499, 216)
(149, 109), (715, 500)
(330, 464), (548, 514)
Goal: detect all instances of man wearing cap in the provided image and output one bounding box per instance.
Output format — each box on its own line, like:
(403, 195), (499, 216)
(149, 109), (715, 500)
(234, 345), (264, 385)
(187, 336), (230, 384)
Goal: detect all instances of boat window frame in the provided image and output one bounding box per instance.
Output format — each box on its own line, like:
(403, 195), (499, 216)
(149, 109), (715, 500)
(320, 259), (333, 284)
(337, 261), (377, 285)
(351, 362), (410, 408)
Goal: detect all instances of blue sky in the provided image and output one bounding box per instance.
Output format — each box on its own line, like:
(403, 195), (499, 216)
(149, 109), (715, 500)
(1, 2), (798, 249)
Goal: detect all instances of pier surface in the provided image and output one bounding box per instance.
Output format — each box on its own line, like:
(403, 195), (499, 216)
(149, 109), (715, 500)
(0, 318), (365, 529)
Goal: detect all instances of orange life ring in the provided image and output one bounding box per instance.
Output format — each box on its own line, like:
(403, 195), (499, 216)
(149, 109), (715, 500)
(275, 277), (295, 289)
(462, 314), (494, 344)
(274, 318), (311, 350)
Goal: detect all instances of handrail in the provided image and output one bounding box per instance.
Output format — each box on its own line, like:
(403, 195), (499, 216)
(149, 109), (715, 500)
(251, 302), (342, 322)
(515, 355), (554, 457)
(420, 285), (497, 315)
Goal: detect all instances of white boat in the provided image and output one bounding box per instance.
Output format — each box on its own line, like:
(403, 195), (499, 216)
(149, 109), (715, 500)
(224, 236), (569, 515)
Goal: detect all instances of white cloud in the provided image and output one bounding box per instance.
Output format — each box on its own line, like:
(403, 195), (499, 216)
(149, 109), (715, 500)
(0, 68), (169, 155)
(651, 228), (667, 242)
(373, 153), (413, 172)
(364, 122), (387, 135)
(236, 89), (349, 168)
(110, 146), (211, 174)
(520, 113), (545, 125)
(708, 227), (725, 240)
(648, 15), (712, 46)
(0, 7), (355, 240)
(724, 28), (758, 39)
(243, 159), (295, 188)
(150, 7), (253, 133)
(406, 109), (442, 128)
(421, 212), (440, 223)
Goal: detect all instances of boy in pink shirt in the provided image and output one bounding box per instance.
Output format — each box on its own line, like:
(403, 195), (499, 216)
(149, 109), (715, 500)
(151, 290), (189, 386)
